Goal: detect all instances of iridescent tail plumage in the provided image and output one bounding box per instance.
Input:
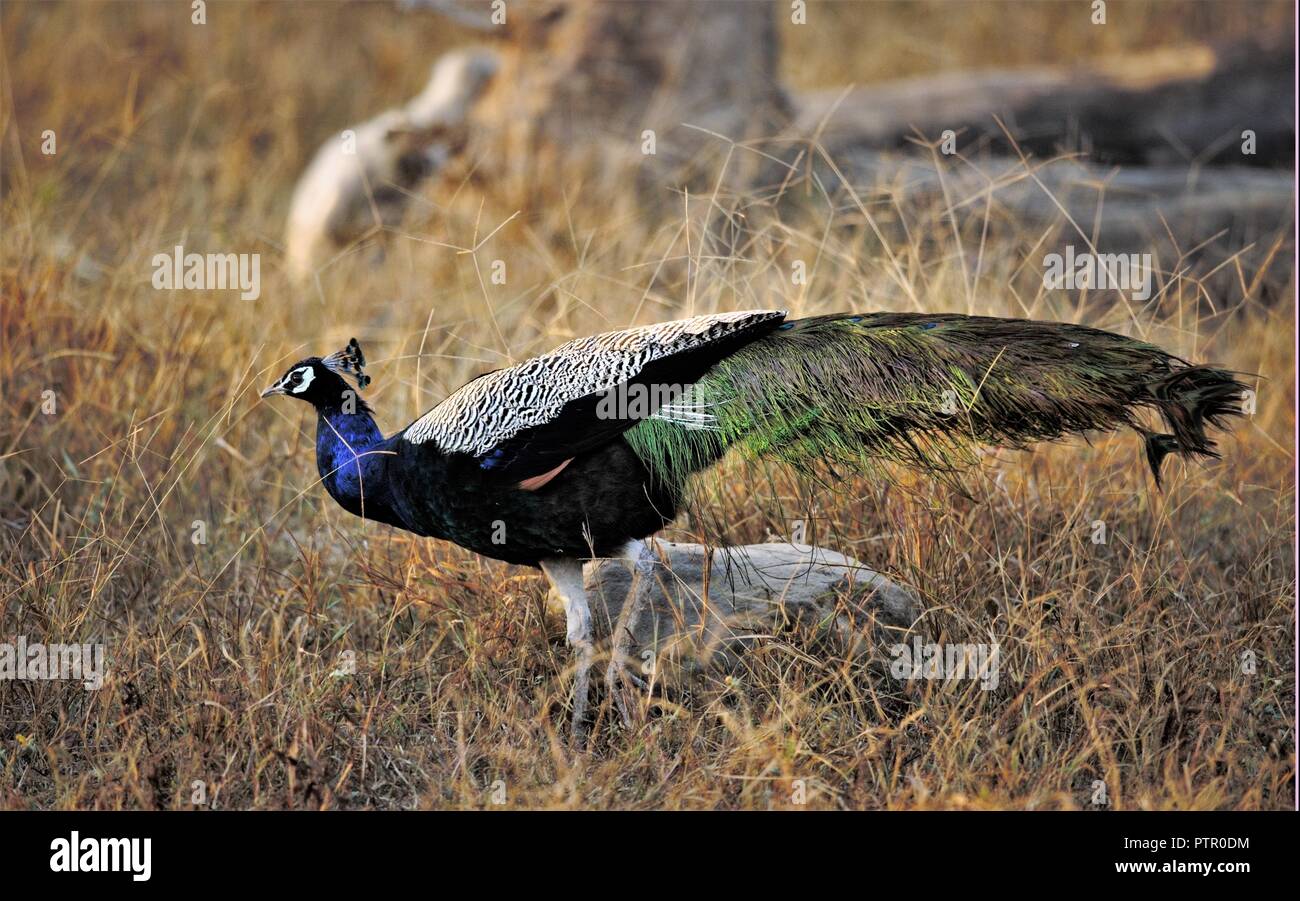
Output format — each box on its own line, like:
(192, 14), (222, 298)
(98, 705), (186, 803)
(624, 312), (1247, 491)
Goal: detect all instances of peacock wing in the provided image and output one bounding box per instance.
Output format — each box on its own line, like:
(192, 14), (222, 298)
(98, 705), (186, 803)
(397, 310), (787, 484)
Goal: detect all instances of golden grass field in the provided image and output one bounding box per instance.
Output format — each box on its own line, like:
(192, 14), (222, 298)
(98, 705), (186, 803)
(1, 0), (1295, 809)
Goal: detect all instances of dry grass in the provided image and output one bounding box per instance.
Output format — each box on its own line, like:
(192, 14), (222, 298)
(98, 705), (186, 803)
(1, 0), (1294, 809)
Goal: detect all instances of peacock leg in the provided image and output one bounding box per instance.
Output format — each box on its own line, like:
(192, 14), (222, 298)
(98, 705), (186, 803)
(605, 539), (654, 727)
(540, 557), (593, 745)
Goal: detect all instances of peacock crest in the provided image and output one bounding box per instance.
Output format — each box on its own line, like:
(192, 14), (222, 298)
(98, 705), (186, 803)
(322, 337), (371, 389)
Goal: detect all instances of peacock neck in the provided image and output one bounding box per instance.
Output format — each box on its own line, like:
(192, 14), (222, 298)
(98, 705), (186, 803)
(314, 404), (398, 525)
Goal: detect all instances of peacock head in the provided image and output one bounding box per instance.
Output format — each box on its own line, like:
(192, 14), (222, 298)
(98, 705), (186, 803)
(261, 338), (372, 408)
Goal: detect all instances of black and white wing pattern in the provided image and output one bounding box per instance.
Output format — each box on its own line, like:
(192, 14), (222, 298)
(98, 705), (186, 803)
(400, 310), (787, 481)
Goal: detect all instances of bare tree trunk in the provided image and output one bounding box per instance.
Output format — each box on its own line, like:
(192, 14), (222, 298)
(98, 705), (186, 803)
(466, 0), (792, 200)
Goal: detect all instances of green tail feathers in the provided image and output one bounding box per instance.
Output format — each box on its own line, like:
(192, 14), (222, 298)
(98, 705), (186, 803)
(624, 312), (1247, 492)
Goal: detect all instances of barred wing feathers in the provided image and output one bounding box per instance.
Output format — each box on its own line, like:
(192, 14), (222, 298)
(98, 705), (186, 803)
(399, 310), (787, 480)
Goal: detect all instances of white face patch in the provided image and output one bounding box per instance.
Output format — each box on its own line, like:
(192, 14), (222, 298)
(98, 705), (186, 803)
(290, 365), (316, 394)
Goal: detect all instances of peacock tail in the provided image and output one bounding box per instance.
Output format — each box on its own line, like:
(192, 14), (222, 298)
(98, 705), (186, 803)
(623, 312), (1247, 494)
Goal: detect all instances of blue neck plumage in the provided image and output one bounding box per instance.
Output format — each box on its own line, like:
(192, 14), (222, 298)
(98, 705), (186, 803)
(314, 403), (396, 524)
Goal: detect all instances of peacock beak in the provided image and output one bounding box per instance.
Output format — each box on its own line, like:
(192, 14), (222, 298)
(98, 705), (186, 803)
(260, 383), (286, 398)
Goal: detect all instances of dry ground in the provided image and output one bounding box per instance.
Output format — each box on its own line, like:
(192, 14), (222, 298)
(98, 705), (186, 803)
(0, 0), (1294, 809)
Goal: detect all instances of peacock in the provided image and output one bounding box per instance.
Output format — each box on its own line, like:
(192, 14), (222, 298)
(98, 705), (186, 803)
(261, 310), (1245, 738)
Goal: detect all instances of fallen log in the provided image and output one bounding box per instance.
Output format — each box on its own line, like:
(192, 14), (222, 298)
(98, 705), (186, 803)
(551, 540), (924, 686)
(284, 47), (497, 282)
(761, 148), (1294, 305)
(797, 38), (1292, 168)
(779, 38), (1293, 294)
